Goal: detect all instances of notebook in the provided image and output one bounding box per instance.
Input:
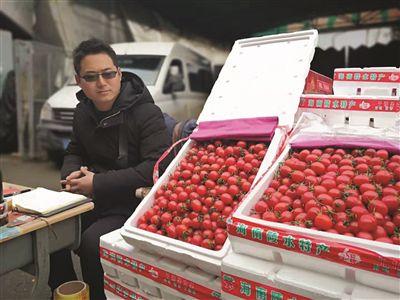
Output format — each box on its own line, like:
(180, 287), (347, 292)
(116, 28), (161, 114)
(11, 187), (89, 217)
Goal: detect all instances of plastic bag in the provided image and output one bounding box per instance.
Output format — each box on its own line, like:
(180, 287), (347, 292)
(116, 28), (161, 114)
(289, 112), (400, 153)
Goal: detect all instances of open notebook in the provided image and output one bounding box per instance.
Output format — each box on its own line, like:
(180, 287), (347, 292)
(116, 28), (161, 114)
(11, 187), (89, 217)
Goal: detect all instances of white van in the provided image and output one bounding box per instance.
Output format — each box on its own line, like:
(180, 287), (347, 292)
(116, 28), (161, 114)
(38, 42), (214, 162)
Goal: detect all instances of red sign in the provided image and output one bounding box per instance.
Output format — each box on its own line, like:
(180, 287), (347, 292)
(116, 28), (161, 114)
(100, 247), (221, 299)
(304, 70), (333, 94)
(104, 275), (148, 300)
(228, 217), (400, 278)
(334, 71), (400, 83)
(221, 272), (310, 300)
(299, 97), (400, 112)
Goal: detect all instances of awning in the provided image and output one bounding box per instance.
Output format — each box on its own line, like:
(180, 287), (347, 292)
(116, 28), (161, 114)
(318, 26), (393, 51)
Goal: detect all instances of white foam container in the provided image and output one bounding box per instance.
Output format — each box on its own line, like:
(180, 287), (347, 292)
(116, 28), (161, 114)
(104, 274), (157, 300)
(231, 132), (400, 293)
(297, 94), (400, 128)
(350, 284), (399, 300)
(100, 230), (221, 300)
(333, 67), (400, 97)
(222, 251), (353, 300)
(121, 29), (318, 275)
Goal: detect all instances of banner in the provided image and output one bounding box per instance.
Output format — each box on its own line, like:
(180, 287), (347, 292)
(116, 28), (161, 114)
(221, 272), (310, 300)
(228, 217), (400, 278)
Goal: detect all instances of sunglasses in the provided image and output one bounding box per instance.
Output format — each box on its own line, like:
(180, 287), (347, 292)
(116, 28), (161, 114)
(80, 70), (118, 82)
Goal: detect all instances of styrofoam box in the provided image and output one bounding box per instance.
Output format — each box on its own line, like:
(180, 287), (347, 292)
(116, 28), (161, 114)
(100, 230), (221, 300)
(333, 67), (400, 97)
(121, 29), (318, 275)
(222, 251), (354, 300)
(297, 94), (400, 129)
(104, 274), (158, 300)
(350, 284), (399, 300)
(231, 145), (400, 294)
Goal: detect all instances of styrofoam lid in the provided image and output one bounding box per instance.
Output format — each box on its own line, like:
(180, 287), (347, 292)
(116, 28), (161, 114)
(198, 30), (318, 129)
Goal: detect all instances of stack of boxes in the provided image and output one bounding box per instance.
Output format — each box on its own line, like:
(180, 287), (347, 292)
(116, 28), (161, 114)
(225, 67), (400, 299)
(100, 230), (221, 299)
(100, 29), (399, 299)
(103, 30), (318, 299)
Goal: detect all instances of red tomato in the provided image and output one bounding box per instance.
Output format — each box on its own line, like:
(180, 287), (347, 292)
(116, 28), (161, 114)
(374, 170), (393, 186)
(375, 237), (393, 244)
(382, 195), (399, 213)
(314, 214), (333, 230)
(356, 231), (373, 240)
(351, 206), (369, 220)
(262, 211), (278, 222)
(355, 163), (369, 173)
(215, 233), (227, 245)
(333, 199), (346, 212)
(146, 224), (158, 233)
(220, 193), (233, 205)
(358, 214), (377, 232)
(280, 211), (294, 222)
(214, 200), (225, 212)
(384, 221), (396, 236)
(376, 149), (389, 160)
(310, 162), (326, 175)
(372, 225), (387, 239)
(191, 199), (203, 212)
(160, 212), (172, 224)
(291, 170), (305, 183)
(359, 183), (376, 194)
(353, 175), (370, 186)
(368, 200), (389, 216)
(255, 200), (268, 213)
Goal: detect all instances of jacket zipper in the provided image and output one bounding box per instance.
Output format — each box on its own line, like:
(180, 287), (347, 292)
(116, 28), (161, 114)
(98, 111), (121, 128)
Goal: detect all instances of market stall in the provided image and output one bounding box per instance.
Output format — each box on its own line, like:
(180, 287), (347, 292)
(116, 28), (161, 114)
(100, 30), (400, 299)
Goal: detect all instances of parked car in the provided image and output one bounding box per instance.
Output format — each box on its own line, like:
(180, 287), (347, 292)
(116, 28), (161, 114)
(38, 42), (215, 164)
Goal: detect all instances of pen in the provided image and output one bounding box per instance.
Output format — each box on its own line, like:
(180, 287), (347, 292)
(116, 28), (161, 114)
(3, 188), (32, 198)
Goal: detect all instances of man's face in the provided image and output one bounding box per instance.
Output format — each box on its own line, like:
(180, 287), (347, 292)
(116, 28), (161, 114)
(75, 53), (122, 111)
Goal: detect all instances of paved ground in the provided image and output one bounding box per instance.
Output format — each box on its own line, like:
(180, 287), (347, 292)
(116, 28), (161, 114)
(0, 154), (82, 300)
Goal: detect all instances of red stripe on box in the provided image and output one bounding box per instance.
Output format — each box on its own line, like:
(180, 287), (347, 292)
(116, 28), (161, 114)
(104, 275), (148, 300)
(228, 217), (400, 278)
(299, 97), (400, 112)
(334, 71), (400, 83)
(221, 271), (310, 300)
(100, 247), (221, 299)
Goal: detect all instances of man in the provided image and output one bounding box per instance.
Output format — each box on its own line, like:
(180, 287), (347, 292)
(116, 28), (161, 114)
(49, 38), (170, 299)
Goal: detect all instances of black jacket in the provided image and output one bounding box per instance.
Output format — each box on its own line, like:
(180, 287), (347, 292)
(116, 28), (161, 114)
(61, 72), (170, 216)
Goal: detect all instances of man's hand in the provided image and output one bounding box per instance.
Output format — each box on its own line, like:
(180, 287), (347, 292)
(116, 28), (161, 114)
(62, 167), (94, 197)
(61, 170), (82, 192)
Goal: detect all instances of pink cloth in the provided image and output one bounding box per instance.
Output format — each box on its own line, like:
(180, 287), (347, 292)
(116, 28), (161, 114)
(190, 117), (278, 142)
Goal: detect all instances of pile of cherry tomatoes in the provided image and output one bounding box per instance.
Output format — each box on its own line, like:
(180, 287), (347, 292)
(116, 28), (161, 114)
(250, 147), (400, 244)
(138, 140), (268, 250)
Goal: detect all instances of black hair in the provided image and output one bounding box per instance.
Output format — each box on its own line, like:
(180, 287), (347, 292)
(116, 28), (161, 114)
(73, 38), (118, 74)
